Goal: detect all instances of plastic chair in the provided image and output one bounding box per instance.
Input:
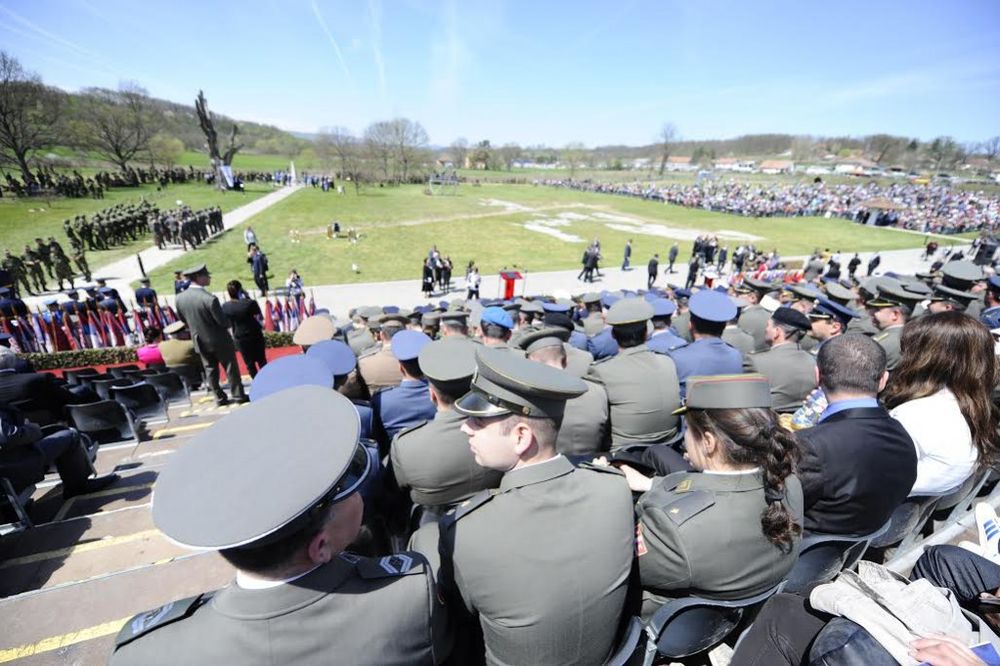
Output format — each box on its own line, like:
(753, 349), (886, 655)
(0, 477), (34, 535)
(870, 495), (943, 550)
(111, 382), (169, 424)
(91, 377), (135, 401)
(641, 582), (785, 665)
(167, 364), (205, 391)
(606, 616), (644, 666)
(108, 364), (140, 379)
(784, 523), (889, 594)
(139, 366), (167, 376)
(144, 372), (193, 409)
(67, 400), (138, 444)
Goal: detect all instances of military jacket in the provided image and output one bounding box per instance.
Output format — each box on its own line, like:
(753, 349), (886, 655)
(666, 338), (744, 398)
(439, 457), (634, 666)
(358, 345), (403, 391)
(373, 379), (436, 444)
(646, 330), (688, 355)
(747, 342), (818, 413)
(110, 552), (449, 665)
(873, 325), (903, 371)
(722, 325), (754, 359)
(635, 471), (803, 617)
(391, 409), (502, 508)
(673, 311), (693, 343)
(737, 305), (770, 352)
(587, 344), (682, 446)
(558, 379), (611, 456)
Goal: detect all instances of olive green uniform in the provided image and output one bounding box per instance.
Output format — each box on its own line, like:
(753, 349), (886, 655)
(737, 304), (770, 352)
(747, 343), (818, 413)
(874, 324), (903, 371)
(722, 324), (754, 359)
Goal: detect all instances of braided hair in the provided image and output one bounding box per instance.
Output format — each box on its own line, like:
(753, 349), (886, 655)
(685, 407), (801, 551)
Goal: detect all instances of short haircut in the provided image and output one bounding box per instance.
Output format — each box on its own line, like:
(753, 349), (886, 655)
(400, 358), (423, 378)
(611, 322), (647, 348)
(528, 344), (566, 367)
(690, 314), (725, 338)
(773, 321), (804, 343)
(381, 323), (404, 339)
(816, 333), (886, 396)
(498, 414), (559, 448)
(441, 320), (467, 335)
(219, 504), (332, 576)
(481, 323), (510, 340)
(651, 315), (672, 330)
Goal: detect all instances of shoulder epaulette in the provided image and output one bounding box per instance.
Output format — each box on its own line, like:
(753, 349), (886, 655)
(113, 592), (213, 650)
(441, 489), (496, 526)
(576, 461), (624, 477)
(658, 489), (716, 527)
(357, 346), (381, 360)
(591, 355), (615, 366)
(394, 419), (429, 440)
(873, 332), (889, 342)
(346, 551), (427, 579)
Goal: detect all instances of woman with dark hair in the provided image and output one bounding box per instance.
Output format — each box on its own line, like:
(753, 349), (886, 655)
(607, 374), (802, 618)
(221, 280), (267, 378)
(137, 326), (165, 367)
(883, 311), (999, 495)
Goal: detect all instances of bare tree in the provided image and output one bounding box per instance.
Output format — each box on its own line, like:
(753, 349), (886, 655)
(195, 90), (243, 189)
(497, 143), (523, 171)
(982, 136), (1000, 163)
(470, 140), (493, 170)
(864, 134), (907, 165)
(450, 137), (469, 168)
(318, 126), (367, 193)
(657, 123), (677, 175)
(79, 82), (153, 171)
(926, 136), (963, 171)
(388, 118), (428, 183)
(0, 51), (64, 185)
(562, 142), (587, 178)
(364, 120), (395, 182)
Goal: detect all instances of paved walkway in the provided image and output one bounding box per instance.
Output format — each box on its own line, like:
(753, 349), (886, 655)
(23, 185), (302, 309)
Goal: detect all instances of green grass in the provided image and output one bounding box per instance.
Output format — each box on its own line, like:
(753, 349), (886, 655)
(143, 183), (936, 293)
(0, 182), (273, 270)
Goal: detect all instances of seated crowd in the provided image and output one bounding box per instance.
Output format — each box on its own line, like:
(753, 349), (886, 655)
(3, 254), (1000, 664)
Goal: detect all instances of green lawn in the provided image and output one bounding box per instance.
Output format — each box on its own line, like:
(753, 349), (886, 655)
(143, 183), (936, 293)
(0, 182), (273, 270)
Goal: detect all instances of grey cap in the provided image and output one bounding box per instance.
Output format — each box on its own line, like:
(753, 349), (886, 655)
(163, 320), (186, 335)
(823, 282), (856, 304)
(377, 313), (408, 326)
(520, 300), (545, 315)
(581, 292), (602, 305)
(419, 338), (479, 394)
(293, 315), (335, 346)
(867, 283), (925, 312)
(181, 263), (208, 278)
(516, 327), (571, 354)
(439, 311), (469, 326)
(421, 311), (442, 327)
(152, 387), (371, 549)
(673, 373), (772, 414)
(941, 260), (985, 288)
(455, 346), (587, 422)
(605, 297), (654, 326)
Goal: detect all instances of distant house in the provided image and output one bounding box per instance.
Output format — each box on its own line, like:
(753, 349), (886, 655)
(714, 158), (756, 172)
(666, 156), (697, 172)
(631, 157), (651, 170)
(759, 159), (794, 174)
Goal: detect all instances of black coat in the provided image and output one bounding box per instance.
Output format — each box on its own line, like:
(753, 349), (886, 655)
(221, 299), (264, 341)
(796, 406), (916, 536)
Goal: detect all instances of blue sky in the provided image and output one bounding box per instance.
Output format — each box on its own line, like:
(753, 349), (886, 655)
(1, 0), (998, 147)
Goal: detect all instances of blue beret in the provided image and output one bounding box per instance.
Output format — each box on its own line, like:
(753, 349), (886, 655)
(305, 340), (357, 377)
(541, 301), (571, 313)
(988, 276), (1000, 293)
(689, 290), (737, 323)
(99, 286), (114, 294)
(601, 293), (620, 309)
(391, 330), (432, 361)
(249, 355), (333, 402)
(480, 306), (514, 329)
(650, 298), (677, 317)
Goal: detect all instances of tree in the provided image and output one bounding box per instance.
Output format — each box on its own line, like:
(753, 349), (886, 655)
(470, 140), (493, 170)
(318, 126), (367, 193)
(982, 136), (1000, 163)
(864, 134), (906, 165)
(147, 133), (184, 168)
(0, 51), (64, 185)
(387, 118), (428, 183)
(926, 136), (962, 171)
(195, 90), (243, 189)
(79, 82), (153, 171)
(497, 143), (522, 171)
(562, 142), (587, 177)
(363, 120), (395, 182)
(657, 122), (677, 175)
(450, 137), (469, 168)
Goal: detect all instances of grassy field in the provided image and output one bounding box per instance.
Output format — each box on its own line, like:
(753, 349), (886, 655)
(143, 183), (942, 293)
(0, 182), (273, 269)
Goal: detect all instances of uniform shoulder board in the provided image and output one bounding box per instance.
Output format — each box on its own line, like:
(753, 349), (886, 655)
(441, 489), (496, 527)
(591, 355), (615, 366)
(659, 490), (716, 527)
(371, 385), (393, 396)
(351, 551), (427, 579)
(358, 346), (381, 360)
(114, 592), (213, 650)
(873, 332), (889, 342)
(576, 461), (624, 477)
(352, 399), (372, 408)
(394, 419), (429, 439)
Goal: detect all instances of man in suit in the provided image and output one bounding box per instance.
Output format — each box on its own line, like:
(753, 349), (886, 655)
(646, 253), (659, 288)
(747, 308), (817, 413)
(174, 264), (247, 405)
(796, 334), (917, 535)
(433, 346), (634, 665)
(134, 278), (158, 308)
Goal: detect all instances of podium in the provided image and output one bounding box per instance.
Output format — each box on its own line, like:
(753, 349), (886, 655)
(499, 271), (524, 300)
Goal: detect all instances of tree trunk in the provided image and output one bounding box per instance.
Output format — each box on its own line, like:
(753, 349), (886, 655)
(15, 151), (34, 186)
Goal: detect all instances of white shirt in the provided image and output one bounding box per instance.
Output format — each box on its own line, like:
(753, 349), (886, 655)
(890, 388), (977, 496)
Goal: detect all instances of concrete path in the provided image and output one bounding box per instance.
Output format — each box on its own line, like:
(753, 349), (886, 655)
(23, 185), (302, 309)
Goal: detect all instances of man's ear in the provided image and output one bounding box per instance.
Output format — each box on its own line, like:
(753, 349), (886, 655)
(512, 422), (534, 457)
(878, 369), (889, 392)
(307, 529), (334, 565)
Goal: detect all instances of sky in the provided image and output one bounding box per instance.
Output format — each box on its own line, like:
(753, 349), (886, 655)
(1, 0), (999, 147)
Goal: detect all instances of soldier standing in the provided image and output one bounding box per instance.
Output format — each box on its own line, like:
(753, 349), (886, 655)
(70, 239), (92, 282)
(22, 244), (47, 293)
(53, 247), (75, 291)
(2, 249), (33, 296)
(34, 237), (54, 280)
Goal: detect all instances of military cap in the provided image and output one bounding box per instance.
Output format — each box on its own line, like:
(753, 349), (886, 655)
(502, 301), (522, 313)
(542, 300), (573, 313)
(181, 264), (209, 278)
(823, 282), (855, 305)
(419, 338), (478, 393)
(859, 276), (901, 298)
(383, 305), (400, 314)
(730, 296), (750, 309)
(940, 260), (984, 289)
(900, 280), (932, 297)
(480, 306), (514, 329)
(808, 297), (859, 327)
(163, 320), (186, 335)
(517, 327), (571, 354)
(439, 311), (469, 326)
(377, 313), (408, 327)
(520, 300), (545, 315)
(771, 307), (811, 332)
(391, 330), (432, 361)
(98, 286), (114, 295)
(689, 290), (737, 323)
(448, 299), (468, 311)
(249, 354), (334, 402)
(305, 340), (357, 377)
(292, 315), (335, 346)
(139, 277), (151, 284)
(543, 312), (574, 331)
(674, 288), (692, 300)
(605, 297), (654, 325)
(649, 298), (677, 318)
(673, 374), (772, 414)
(931, 282), (978, 307)
(95, 277), (108, 285)
(357, 305), (383, 319)
(742, 277), (775, 294)
(581, 292), (602, 305)
(455, 346), (587, 421)
(421, 311), (442, 327)
(867, 283), (924, 312)
(153, 387), (371, 549)
(988, 276), (1000, 295)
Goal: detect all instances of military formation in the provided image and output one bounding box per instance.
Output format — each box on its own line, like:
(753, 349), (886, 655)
(1, 165), (206, 199)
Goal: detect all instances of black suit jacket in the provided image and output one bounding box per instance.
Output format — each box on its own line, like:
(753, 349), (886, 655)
(796, 406), (916, 535)
(221, 299), (264, 341)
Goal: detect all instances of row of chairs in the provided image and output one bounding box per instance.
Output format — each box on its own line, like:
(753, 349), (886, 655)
(606, 468), (996, 665)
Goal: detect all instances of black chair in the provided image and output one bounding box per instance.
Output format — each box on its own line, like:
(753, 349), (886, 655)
(606, 616), (644, 666)
(167, 364), (205, 392)
(63, 369), (81, 386)
(933, 469), (991, 523)
(783, 524), (889, 594)
(91, 377), (135, 401)
(108, 364), (141, 379)
(139, 366), (167, 377)
(641, 582), (785, 665)
(144, 372), (193, 410)
(869, 495), (943, 550)
(77, 372), (112, 392)
(67, 401), (138, 444)
(112, 382), (168, 424)
(8, 398), (62, 427)
(0, 477), (34, 534)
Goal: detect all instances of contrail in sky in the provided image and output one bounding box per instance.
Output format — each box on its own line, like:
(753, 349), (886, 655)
(309, 0), (354, 84)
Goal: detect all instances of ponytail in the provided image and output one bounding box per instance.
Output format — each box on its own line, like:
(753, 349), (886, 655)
(759, 424), (801, 552)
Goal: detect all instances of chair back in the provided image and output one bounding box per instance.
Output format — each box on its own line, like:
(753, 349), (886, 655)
(91, 377), (134, 401)
(68, 400), (136, 443)
(784, 526), (886, 594)
(108, 364), (140, 379)
(144, 372), (191, 408)
(644, 582), (784, 661)
(870, 495), (942, 549)
(111, 382), (168, 423)
(167, 364), (204, 390)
